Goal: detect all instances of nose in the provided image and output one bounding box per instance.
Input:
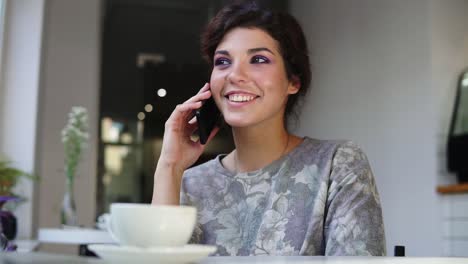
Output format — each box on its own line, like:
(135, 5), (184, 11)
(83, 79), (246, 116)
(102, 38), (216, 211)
(227, 61), (248, 84)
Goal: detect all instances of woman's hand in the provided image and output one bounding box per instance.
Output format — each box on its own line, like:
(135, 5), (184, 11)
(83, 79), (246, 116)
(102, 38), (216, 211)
(153, 83), (220, 205)
(158, 83), (220, 173)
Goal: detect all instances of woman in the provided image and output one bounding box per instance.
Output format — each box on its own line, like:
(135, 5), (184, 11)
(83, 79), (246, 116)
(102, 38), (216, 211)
(152, 1), (386, 256)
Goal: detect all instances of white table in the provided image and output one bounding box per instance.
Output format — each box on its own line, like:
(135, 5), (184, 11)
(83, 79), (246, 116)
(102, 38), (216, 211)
(1, 254), (468, 264)
(38, 228), (115, 255)
(38, 228), (114, 244)
(12, 240), (40, 252)
(203, 256), (468, 264)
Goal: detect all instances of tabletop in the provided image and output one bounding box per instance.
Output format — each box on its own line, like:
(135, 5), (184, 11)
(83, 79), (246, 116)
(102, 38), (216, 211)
(38, 228), (114, 245)
(12, 240), (40, 252)
(1, 253), (468, 264)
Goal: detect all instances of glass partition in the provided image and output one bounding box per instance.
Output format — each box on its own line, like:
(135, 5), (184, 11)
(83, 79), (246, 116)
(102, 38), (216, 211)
(447, 69), (468, 182)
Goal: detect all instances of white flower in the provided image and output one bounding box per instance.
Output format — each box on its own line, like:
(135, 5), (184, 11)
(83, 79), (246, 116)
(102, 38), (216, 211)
(61, 106), (89, 181)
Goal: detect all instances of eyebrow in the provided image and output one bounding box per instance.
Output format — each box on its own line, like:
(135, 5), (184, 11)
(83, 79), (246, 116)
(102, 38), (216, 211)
(214, 47), (275, 56)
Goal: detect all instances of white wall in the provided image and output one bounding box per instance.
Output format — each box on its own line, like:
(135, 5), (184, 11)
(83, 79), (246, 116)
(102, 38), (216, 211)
(0, 0), (101, 251)
(291, 0), (441, 256)
(431, 0), (468, 184)
(35, 0), (101, 251)
(0, 0), (6, 119)
(0, 0), (45, 239)
(291, 0), (468, 256)
(430, 0), (468, 257)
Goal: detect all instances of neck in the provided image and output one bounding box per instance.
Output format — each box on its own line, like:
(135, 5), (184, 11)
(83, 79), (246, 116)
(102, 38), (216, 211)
(231, 121), (291, 173)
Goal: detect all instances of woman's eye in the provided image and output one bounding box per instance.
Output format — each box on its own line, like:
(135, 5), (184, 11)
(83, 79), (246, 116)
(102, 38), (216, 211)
(251, 56), (269, 64)
(214, 58), (230, 66)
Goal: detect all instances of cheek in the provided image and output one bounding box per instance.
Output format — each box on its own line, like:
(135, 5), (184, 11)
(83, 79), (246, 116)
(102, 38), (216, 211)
(209, 71), (224, 101)
(210, 71), (223, 91)
(252, 69), (288, 93)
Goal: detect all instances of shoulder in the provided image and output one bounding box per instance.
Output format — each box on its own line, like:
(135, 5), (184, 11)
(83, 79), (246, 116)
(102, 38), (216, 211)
(332, 141), (369, 162)
(292, 137), (352, 167)
(283, 138), (359, 185)
(326, 141), (378, 201)
(330, 141), (372, 179)
(184, 158), (218, 175)
(295, 138), (373, 185)
(183, 157), (219, 183)
(181, 156), (226, 198)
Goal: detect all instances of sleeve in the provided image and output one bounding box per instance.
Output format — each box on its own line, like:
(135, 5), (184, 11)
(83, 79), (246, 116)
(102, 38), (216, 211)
(180, 173), (204, 244)
(323, 142), (386, 256)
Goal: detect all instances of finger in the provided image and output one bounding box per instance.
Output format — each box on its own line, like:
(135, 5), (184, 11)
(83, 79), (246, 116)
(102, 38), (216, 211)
(189, 125), (219, 149)
(184, 89), (212, 104)
(200, 82), (210, 92)
(185, 118), (199, 133)
(183, 83), (209, 102)
(189, 132), (200, 143)
(168, 101), (203, 123)
(188, 116), (197, 124)
(176, 101), (202, 114)
(182, 120), (200, 143)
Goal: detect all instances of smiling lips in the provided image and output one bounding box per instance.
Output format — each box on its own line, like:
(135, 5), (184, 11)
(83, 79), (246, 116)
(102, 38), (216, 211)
(224, 90), (259, 104)
(227, 94), (257, 102)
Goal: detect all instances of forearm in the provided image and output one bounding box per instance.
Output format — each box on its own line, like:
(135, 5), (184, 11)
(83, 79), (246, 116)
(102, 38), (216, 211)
(151, 159), (185, 205)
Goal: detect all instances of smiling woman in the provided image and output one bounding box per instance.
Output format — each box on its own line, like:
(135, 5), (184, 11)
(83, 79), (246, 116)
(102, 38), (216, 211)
(152, 0), (386, 256)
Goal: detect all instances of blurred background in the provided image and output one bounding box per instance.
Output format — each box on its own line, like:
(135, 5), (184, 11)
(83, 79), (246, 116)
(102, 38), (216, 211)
(0, 0), (467, 257)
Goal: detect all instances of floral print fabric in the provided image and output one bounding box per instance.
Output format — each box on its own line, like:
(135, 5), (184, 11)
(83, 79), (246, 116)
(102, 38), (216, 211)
(181, 138), (386, 256)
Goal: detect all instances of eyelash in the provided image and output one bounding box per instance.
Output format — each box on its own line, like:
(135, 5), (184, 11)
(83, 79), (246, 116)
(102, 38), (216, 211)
(214, 58), (230, 66)
(213, 55), (270, 66)
(251, 56), (270, 64)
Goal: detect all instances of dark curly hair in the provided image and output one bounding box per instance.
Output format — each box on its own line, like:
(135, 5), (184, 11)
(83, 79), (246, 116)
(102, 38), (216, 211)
(201, 0), (311, 126)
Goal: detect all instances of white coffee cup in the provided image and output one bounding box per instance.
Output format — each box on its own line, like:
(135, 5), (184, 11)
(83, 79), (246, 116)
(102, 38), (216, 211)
(107, 203), (197, 248)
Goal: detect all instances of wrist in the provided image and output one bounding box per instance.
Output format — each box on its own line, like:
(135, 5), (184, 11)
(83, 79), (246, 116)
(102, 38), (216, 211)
(157, 157), (185, 174)
(152, 160), (185, 205)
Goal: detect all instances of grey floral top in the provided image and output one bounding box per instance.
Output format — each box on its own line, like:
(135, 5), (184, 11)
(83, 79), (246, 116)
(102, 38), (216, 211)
(180, 137), (386, 256)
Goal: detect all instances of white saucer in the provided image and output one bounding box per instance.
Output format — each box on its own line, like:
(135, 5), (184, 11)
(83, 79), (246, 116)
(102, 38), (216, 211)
(88, 244), (217, 264)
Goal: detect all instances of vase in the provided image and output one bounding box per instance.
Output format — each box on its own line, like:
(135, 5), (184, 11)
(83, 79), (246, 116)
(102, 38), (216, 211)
(0, 197), (17, 240)
(60, 177), (78, 227)
(0, 210), (17, 240)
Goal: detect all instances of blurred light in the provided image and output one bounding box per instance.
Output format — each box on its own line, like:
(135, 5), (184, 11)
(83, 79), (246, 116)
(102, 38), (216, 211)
(102, 173), (112, 186)
(157, 88), (167, 97)
(462, 78), (468, 87)
(101, 117), (113, 142)
(137, 112), (145, 120)
(144, 104), (153, 112)
(137, 120), (144, 143)
(121, 133), (133, 144)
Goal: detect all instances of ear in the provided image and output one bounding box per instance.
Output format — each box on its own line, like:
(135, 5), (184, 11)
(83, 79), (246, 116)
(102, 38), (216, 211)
(287, 76), (301, 95)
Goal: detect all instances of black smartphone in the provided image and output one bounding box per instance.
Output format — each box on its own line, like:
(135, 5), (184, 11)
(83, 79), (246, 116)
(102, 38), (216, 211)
(195, 96), (221, 145)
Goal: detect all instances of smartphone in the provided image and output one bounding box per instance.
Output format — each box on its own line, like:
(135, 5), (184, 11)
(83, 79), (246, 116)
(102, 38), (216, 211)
(195, 96), (221, 145)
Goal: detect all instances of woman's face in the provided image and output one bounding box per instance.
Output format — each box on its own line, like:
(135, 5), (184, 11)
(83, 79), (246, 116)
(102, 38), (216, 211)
(210, 27), (299, 128)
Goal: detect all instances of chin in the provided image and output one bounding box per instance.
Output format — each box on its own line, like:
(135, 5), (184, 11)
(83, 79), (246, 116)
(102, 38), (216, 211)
(223, 115), (255, 128)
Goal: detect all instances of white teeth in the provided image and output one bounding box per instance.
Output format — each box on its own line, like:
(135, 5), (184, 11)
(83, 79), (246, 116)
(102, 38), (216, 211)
(228, 94), (255, 102)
